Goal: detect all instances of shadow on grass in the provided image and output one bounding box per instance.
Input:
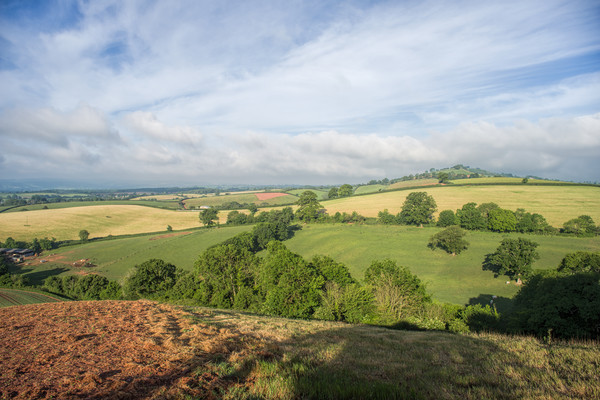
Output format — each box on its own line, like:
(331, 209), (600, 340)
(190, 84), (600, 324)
(170, 309), (553, 399)
(19, 267), (69, 286)
(468, 293), (514, 314)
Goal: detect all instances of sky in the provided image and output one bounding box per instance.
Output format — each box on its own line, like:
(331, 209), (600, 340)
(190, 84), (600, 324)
(0, 0), (599, 188)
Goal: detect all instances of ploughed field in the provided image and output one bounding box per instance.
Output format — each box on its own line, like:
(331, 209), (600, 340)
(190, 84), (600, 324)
(1, 300), (598, 399)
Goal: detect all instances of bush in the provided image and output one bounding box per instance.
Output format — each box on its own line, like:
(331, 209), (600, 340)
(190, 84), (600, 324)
(437, 210), (458, 227)
(124, 259), (178, 299)
(558, 251), (600, 273)
(508, 270), (600, 339)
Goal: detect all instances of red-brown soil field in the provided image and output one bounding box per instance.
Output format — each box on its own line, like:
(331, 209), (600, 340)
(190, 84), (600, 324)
(254, 193), (289, 201)
(0, 301), (270, 399)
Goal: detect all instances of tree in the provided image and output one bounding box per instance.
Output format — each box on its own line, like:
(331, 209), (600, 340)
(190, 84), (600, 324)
(563, 215), (596, 236)
(338, 184), (353, 197)
(328, 187), (338, 199)
(428, 226), (469, 255)
(166, 225), (173, 232)
(79, 230), (89, 242)
(194, 244), (259, 309)
(364, 259), (430, 323)
(437, 210), (458, 227)
(509, 270), (600, 339)
(248, 203), (258, 215)
(377, 209), (397, 225)
(295, 191), (322, 222)
(457, 203), (486, 230)
(558, 251), (600, 274)
(124, 259), (178, 299)
(487, 208), (517, 232)
(399, 192), (437, 226)
(522, 177), (529, 184)
(437, 172), (450, 184)
(199, 208), (219, 227)
(486, 238), (540, 282)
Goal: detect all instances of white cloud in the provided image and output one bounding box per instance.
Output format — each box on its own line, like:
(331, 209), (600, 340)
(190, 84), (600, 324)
(121, 111), (202, 146)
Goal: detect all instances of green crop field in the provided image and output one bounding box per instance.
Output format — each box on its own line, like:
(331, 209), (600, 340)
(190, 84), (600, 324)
(0, 288), (64, 307)
(286, 188), (329, 200)
(450, 177), (575, 185)
(10, 225), (253, 284)
(0, 205), (220, 242)
(321, 185), (600, 227)
(184, 192), (298, 209)
(284, 224), (600, 306)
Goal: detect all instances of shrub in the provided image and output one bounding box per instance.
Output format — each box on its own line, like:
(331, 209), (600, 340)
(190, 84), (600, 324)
(428, 226), (469, 255)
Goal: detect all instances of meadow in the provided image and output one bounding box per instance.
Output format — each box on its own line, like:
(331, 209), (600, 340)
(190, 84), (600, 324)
(10, 225), (253, 283)
(322, 184), (600, 227)
(183, 192), (298, 208)
(284, 224), (600, 306)
(285, 188), (329, 200)
(0, 205), (215, 242)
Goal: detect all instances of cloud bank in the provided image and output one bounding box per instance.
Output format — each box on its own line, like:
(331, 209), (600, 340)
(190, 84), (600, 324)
(0, 0), (598, 185)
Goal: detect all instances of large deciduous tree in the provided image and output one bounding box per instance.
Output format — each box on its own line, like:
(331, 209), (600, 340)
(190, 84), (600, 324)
(295, 190), (323, 222)
(338, 184), (353, 197)
(399, 192), (437, 226)
(199, 207), (219, 227)
(428, 226), (469, 255)
(486, 238), (540, 282)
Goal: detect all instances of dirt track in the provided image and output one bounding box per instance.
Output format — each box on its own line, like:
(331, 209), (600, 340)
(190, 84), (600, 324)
(0, 301), (263, 399)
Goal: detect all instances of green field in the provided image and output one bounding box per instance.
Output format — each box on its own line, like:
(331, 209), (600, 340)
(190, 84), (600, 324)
(389, 178), (439, 189)
(10, 225), (252, 283)
(2, 199), (180, 212)
(184, 193), (298, 209)
(0, 288), (64, 307)
(353, 184), (387, 194)
(284, 224), (600, 305)
(322, 185), (600, 227)
(286, 188), (329, 200)
(450, 177), (575, 185)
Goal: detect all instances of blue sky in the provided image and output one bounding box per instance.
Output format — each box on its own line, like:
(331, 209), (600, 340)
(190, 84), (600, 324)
(0, 0), (599, 187)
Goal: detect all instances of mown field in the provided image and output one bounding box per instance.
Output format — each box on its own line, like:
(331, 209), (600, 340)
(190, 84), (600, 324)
(2, 199), (180, 212)
(184, 192), (297, 208)
(322, 185), (600, 227)
(11, 226), (253, 283)
(2, 300), (598, 399)
(0, 288), (64, 307)
(353, 184), (387, 194)
(389, 178), (439, 189)
(0, 205), (218, 242)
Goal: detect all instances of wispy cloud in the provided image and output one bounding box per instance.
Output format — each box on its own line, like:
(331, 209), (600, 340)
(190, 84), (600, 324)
(0, 0), (598, 185)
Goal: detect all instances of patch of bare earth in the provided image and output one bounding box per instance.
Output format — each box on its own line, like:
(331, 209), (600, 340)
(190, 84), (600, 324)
(0, 301), (267, 399)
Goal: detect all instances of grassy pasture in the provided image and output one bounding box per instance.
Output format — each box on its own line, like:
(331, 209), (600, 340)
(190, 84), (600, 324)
(450, 177), (574, 185)
(284, 224), (600, 305)
(0, 288), (64, 307)
(130, 194), (185, 201)
(186, 307), (600, 400)
(0, 205), (220, 242)
(322, 185), (600, 227)
(2, 199), (180, 212)
(388, 178), (439, 189)
(12, 225), (252, 283)
(184, 193), (298, 208)
(286, 188), (329, 200)
(353, 184), (387, 194)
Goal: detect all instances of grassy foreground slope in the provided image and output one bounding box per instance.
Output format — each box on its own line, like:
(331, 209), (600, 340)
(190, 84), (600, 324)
(10, 226), (253, 283)
(285, 224), (600, 305)
(0, 205), (225, 242)
(322, 185), (600, 227)
(1, 300), (597, 399)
